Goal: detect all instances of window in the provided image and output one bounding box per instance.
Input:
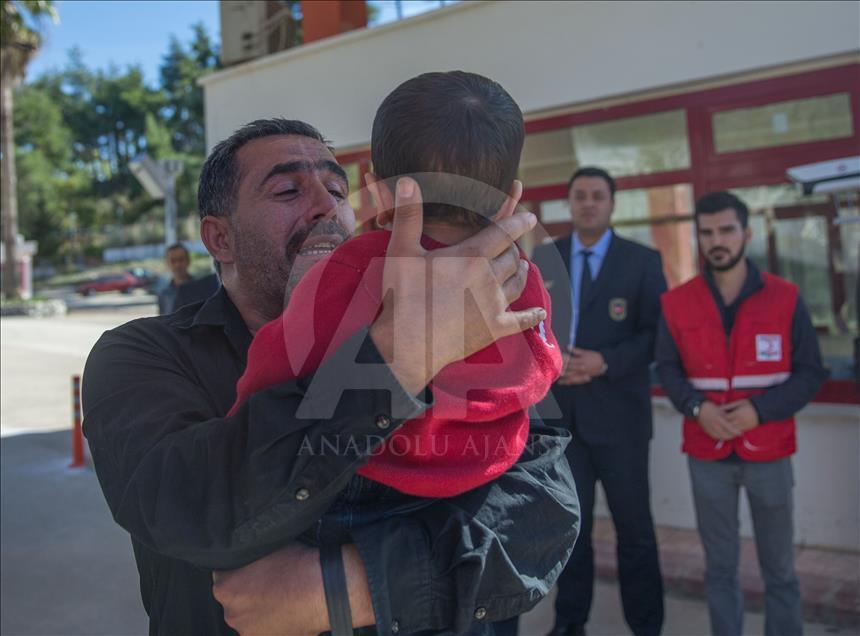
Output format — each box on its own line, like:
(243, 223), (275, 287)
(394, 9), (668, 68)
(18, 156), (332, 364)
(836, 193), (859, 333)
(539, 199), (571, 224)
(342, 161), (363, 210)
(713, 93), (854, 153)
(614, 184), (696, 287)
(571, 110), (690, 177)
(775, 216), (832, 328)
(519, 110), (690, 187)
(729, 184), (830, 211)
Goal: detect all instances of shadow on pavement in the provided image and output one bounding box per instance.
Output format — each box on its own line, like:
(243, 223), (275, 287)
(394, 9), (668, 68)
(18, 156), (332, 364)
(1, 430), (148, 635)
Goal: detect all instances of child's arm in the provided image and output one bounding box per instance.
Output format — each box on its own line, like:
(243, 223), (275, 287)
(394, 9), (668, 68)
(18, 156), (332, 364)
(232, 254), (380, 414)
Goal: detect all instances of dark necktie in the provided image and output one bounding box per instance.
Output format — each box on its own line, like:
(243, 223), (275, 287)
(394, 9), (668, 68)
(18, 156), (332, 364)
(579, 249), (593, 312)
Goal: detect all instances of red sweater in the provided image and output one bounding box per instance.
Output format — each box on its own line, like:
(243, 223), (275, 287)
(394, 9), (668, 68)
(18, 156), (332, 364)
(230, 230), (561, 497)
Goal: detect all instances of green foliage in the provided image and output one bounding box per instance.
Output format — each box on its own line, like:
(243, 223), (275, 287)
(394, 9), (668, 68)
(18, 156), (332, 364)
(13, 22), (220, 264)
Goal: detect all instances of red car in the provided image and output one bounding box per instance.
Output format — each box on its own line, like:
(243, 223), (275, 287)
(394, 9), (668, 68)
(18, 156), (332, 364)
(76, 272), (143, 296)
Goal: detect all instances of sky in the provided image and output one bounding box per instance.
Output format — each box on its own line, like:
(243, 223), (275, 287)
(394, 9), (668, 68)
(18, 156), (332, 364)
(24, 0), (453, 86)
(26, 0), (221, 85)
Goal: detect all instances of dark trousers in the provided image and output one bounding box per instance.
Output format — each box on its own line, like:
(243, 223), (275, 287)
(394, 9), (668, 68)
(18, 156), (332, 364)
(554, 436), (664, 636)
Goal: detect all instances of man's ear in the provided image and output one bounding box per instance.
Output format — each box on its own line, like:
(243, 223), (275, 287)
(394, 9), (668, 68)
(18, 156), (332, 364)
(200, 215), (235, 269)
(365, 173), (395, 227)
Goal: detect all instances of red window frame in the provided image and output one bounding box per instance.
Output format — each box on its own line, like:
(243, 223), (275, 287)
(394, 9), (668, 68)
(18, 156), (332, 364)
(521, 63), (860, 199)
(336, 64), (860, 404)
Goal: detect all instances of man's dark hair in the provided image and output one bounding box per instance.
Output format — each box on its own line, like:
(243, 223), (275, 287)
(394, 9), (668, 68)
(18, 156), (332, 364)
(371, 71), (524, 226)
(567, 166), (616, 198)
(197, 118), (329, 221)
(165, 242), (188, 255)
(695, 191), (749, 229)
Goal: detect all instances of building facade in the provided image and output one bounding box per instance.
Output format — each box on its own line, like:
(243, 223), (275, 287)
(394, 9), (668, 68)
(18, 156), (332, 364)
(202, 1), (860, 550)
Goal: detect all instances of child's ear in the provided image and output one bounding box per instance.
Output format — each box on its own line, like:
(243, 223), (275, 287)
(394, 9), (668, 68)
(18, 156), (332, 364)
(494, 180), (523, 222)
(365, 173), (395, 227)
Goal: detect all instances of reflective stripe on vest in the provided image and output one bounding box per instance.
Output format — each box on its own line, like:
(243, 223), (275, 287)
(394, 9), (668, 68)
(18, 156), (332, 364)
(689, 377), (730, 391)
(731, 372), (790, 389)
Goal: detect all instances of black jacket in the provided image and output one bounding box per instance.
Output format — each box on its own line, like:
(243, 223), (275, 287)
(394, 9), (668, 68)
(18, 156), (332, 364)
(82, 286), (580, 635)
(532, 232), (667, 445)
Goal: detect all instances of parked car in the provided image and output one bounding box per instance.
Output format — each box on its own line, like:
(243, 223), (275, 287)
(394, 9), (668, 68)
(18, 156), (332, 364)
(126, 267), (160, 292)
(76, 272), (143, 296)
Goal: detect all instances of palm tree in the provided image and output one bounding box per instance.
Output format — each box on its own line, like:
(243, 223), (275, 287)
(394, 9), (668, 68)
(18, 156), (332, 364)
(1, 0), (56, 299)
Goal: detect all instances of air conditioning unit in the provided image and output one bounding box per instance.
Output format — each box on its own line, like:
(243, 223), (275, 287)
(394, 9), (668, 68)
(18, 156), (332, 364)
(219, 0), (268, 67)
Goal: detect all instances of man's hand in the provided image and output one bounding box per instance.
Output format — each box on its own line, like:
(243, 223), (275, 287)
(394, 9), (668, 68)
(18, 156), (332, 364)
(212, 543), (374, 635)
(368, 177), (544, 395)
(557, 350), (593, 385)
(721, 399), (760, 433)
(697, 401), (740, 441)
(567, 347), (607, 378)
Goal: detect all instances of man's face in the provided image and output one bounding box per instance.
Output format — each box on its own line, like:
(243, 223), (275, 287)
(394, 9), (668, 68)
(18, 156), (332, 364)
(229, 135), (356, 314)
(165, 248), (190, 279)
(569, 176), (614, 237)
(696, 208), (750, 272)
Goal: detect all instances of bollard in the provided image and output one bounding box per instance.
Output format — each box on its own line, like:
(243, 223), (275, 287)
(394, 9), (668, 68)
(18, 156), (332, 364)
(70, 375), (86, 468)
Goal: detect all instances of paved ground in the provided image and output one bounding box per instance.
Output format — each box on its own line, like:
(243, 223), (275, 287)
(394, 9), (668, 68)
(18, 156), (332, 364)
(39, 286), (159, 312)
(0, 305), (155, 437)
(1, 431), (149, 635)
(0, 428), (846, 636)
(0, 309), (853, 635)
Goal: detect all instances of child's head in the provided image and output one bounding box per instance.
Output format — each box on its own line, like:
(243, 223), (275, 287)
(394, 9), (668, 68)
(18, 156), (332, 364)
(371, 71), (524, 227)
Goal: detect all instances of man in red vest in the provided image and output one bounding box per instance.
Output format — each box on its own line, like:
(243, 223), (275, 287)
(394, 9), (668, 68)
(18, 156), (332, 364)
(657, 191), (827, 636)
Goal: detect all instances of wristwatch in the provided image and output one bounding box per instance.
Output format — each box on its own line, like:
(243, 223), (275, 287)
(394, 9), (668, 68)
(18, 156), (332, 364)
(689, 398), (704, 420)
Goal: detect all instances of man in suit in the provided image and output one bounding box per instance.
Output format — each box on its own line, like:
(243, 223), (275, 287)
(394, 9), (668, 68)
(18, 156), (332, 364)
(533, 167), (666, 636)
(173, 271), (221, 312)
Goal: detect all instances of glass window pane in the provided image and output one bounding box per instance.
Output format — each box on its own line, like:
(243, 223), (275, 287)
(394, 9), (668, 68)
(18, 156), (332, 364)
(744, 214), (770, 275)
(614, 184), (696, 288)
(837, 193), (859, 333)
(713, 93), (854, 153)
(730, 184), (830, 211)
(342, 162), (362, 209)
(539, 199), (571, 224)
(572, 110), (690, 177)
(520, 129), (577, 187)
(774, 216), (832, 329)
(615, 220), (697, 289)
(615, 184), (693, 222)
(519, 110), (690, 186)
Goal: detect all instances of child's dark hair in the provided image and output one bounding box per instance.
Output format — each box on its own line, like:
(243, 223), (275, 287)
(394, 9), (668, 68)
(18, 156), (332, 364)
(371, 71), (524, 226)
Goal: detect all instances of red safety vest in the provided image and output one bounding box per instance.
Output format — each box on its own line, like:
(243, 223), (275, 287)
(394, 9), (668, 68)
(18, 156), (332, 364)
(661, 272), (798, 461)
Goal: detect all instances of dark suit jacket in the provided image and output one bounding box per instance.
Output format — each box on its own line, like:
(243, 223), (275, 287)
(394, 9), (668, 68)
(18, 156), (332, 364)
(532, 232), (666, 445)
(174, 273), (221, 313)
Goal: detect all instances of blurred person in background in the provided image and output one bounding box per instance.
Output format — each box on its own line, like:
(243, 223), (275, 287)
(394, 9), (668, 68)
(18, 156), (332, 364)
(533, 166), (666, 636)
(156, 242), (192, 314)
(157, 242), (220, 314)
(657, 191), (827, 636)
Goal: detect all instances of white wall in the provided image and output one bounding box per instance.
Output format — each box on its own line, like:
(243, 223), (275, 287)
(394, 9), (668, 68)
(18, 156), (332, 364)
(202, 0), (860, 151)
(594, 398), (860, 551)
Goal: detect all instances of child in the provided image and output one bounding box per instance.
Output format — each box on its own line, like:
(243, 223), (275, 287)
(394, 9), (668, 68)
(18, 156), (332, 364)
(231, 71), (560, 507)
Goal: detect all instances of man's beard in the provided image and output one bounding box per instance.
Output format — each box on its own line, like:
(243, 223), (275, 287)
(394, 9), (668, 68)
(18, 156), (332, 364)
(706, 242), (746, 272)
(233, 218), (350, 319)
